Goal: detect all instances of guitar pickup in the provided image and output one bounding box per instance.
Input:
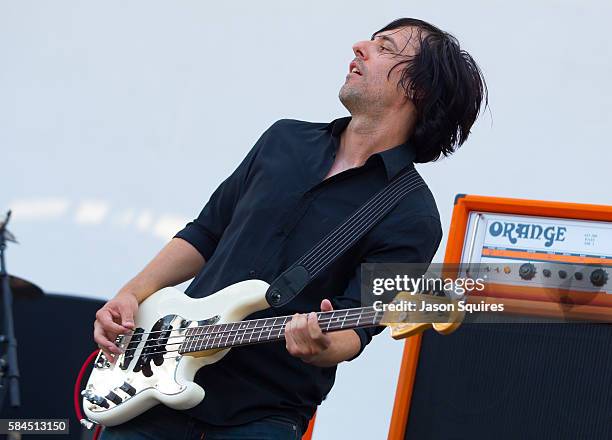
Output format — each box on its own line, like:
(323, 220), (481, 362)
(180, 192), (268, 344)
(105, 391), (123, 405)
(120, 328), (144, 370)
(119, 381), (137, 396)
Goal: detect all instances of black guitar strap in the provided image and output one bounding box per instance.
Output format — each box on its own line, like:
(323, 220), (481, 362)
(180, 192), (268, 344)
(265, 166), (426, 308)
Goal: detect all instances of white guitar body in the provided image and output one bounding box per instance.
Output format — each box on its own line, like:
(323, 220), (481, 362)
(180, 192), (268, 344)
(83, 280), (270, 427)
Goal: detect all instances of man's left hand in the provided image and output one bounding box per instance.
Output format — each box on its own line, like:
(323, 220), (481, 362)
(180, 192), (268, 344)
(285, 299), (334, 364)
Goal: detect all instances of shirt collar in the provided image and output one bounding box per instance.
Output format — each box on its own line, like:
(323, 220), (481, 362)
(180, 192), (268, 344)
(324, 116), (416, 180)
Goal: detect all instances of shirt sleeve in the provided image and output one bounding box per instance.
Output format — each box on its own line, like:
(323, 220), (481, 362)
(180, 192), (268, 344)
(173, 127), (271, 261)
(331, 214), (443, 361)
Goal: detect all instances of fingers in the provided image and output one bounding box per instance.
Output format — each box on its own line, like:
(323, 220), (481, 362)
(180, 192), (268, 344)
(284, 314), (302, 354)
(307, 312), (325, 342)
(120, 308), (135, 330)
(320, 299), (333, 312)
(94, 300), (136, 363)
(96, 308), (129, 334)
(93, 320), (118, 363)
(285, 312), (329, 361)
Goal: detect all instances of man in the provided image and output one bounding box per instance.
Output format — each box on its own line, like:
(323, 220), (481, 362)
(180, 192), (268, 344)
(94, 18), (487, 439)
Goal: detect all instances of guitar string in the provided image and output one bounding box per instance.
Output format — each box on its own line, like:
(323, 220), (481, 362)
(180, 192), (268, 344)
(111, 305), (377, 339)
(111, 290), (440, 347)
(116, 309), (380, 349)
(160, 320), (384, 359)
(125, 310), (383, 357)
(110, 310), (387, 360)
(108, 292), (441, 352)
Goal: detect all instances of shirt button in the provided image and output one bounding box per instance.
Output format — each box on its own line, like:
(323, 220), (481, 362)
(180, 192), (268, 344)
(249, 270), (257, 277)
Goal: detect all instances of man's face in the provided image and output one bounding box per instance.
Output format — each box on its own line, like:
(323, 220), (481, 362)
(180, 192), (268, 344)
(339, 26), (420, 114)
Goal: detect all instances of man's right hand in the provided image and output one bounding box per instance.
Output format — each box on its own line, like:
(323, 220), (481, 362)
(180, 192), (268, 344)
(93, 291), (139, 363)
(91, 238), (206, 363)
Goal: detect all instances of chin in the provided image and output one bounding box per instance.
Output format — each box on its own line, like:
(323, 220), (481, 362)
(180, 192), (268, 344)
(338, 85), (363, 112)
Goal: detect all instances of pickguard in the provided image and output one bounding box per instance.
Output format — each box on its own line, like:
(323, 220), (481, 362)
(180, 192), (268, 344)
(84, 314), (219, 413)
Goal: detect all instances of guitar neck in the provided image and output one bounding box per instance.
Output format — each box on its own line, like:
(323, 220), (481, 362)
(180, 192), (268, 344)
(179, 306), (383, 355)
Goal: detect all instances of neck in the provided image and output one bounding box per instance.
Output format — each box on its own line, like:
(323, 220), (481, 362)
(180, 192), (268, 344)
(179, 306), (383, 355)
(337, 111), (416, 168)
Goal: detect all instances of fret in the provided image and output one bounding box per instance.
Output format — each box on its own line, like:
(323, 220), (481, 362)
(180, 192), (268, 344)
(325, 311), (334, 332)
(373, 308), (380, 325)
(193, 325), (201, 351)
(186, 327), (193, 353)
(231, 322), (240, 347)
(221, 323), (230, 348)
(182, 327), (191, 353)
(188, 326), (196, 352)
(206, 324), (216, 350)
(238, 321), (248, 345)
(340, 310), (349, 329)
(204, 324), (214, 351)
(277, 317), (286, 339)
(247, 319), (255, 343)
(267, 318), (277, 342)
(256, 319), (265, 342)
(194, 327), (200, 351)
(196, 325), (203, 351)
(259, 318), (270, 342)
(191, 326), (199, 352)
(207, 324), (217, 350)
(256, 319), (266, 342)
(221, 323), (230, 349)
(247, 320), (255, 343)
(216, 324), (224, 349)
(188, 325), (196, 352)
(336, 311), (343, 327)
(216, 324), (225, 349)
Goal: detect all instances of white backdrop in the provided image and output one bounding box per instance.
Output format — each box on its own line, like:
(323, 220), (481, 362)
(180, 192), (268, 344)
(2, 1), (611, 438)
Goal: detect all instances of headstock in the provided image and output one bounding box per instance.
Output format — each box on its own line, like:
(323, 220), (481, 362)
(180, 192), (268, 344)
(379, 291), (464, 340)
(387, 321), (462, 340)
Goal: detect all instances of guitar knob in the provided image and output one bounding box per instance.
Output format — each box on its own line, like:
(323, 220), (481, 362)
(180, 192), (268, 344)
(590, 269), (608, 287)
(519, 263), (536, 280)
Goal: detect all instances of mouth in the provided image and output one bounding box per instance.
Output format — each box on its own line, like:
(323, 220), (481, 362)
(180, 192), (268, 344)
(349, 60), (362, 76)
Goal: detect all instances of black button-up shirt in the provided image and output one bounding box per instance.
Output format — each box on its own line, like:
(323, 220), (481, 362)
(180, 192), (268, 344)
(174, 116), (442, 430)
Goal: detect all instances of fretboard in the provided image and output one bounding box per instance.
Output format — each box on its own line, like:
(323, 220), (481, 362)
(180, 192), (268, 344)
(179, 306), (382, 355)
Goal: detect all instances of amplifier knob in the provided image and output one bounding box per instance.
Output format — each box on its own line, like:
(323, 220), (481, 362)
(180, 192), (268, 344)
(519, 263), (537, 280)
(543, 269), (551, 278)
(574, 272), (584, 281)
(558, 270), (567, 279)
(590, 269), (608, 287)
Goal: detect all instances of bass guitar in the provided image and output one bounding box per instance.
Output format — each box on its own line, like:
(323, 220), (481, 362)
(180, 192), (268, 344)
(82, 279), (459, 427)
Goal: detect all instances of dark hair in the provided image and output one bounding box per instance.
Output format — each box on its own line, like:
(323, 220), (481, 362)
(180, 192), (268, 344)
(372, 18), (488, 163)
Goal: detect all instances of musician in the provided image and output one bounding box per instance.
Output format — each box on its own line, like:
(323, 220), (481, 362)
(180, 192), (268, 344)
(94, 18), (487, 439)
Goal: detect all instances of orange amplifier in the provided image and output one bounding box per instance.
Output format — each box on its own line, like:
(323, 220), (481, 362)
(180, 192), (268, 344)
(387, 194), (612, 440)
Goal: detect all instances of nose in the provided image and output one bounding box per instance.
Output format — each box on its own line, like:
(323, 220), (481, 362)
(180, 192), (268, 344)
(352, 40), (370, 60)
